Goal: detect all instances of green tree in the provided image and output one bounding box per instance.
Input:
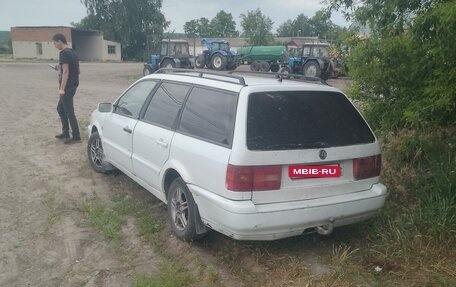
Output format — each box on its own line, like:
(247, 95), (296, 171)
(328, 0), (456, 129)
(210, 10), (239, 37)
(293, 14), (314, 36)
(78, 0), (169, 60)
(329, 0), (437, 38)
(183, 19), (199, 38)
(184, 13), (238, 38)
(197, 17), (212, 37)
(240, 8), (274, 45)
(72, 14), (102, 30)
(309, 10), (334, 38)
(183, 17), (211, 37)
(276, 20), (295, 37)
(276, 11), (337, 39)
(277, 14), (313, 37)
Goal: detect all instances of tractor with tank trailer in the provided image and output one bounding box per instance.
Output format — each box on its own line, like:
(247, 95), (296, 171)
(279, 42), (339, 80)
(235, 45), (288, 72)
(143, 39), (194, 76)
(194, 38), (237, 71)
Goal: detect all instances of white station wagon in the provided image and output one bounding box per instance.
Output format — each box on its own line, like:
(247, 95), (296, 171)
(87, 69), (387, 241)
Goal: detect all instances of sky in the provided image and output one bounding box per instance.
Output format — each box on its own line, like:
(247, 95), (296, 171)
(0, 0), (349, 33)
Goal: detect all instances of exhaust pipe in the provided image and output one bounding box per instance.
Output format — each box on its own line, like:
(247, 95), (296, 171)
(316, 217), (335, 235)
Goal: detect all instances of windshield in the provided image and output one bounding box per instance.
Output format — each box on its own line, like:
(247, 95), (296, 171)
(220, 43), (229, 51)
(211, 42), (230, 51)
(161, 42), (189, 56)
(302, 45), (330, 57)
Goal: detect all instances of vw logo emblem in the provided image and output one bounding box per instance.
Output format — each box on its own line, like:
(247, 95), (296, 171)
(319, 150), (327, 160)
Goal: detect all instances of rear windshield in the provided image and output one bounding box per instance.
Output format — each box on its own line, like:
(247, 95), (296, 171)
(247, 91), (375, 150)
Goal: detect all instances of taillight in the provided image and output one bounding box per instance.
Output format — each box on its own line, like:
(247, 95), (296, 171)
(353, 155), (381, 180)
(226, 164), (281, 191)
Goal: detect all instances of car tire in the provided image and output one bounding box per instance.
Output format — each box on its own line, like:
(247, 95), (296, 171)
(87, 132), (115, 173)
(167, 178), (203, 241)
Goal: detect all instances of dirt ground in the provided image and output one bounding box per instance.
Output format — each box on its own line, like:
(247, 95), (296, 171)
(0, 62), (349, 286)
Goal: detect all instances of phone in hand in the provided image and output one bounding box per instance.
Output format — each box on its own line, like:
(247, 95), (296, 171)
(47, 64), (57, 71)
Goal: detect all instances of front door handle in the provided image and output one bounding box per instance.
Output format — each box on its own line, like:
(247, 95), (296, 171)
(156, 138), (168, 148)
(123, 126), (132, 134)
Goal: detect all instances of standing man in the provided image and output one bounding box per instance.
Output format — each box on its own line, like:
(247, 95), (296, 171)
(52, 33), (81, 144)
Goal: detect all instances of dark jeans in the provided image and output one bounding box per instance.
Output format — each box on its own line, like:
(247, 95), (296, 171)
(57, 85), (80, 139)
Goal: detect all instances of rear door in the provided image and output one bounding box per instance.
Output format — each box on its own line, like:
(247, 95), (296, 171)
(243, 90), (380, 204)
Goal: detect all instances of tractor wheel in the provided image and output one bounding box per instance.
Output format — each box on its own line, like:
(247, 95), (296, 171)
(211, 54), (227, 70)
(227, 62), (237, 71)
(279, 66), (292, 79)
(250, 62), (260, 71)
(195, 55), (206, 69)
(161, 59), (176, 69)
(303, 61), (321, 78)
(270, 63), (280, 73)
(259, 62), (270, 72)
(321, 71), (331, 80)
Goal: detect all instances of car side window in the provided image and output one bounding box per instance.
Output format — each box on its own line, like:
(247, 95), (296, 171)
(179, 87), (238, 147)
(143, 82), (191, 129)
(114, 80), (158, 118)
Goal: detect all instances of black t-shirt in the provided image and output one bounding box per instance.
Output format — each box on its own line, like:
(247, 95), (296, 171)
(59, 48), (79, 87)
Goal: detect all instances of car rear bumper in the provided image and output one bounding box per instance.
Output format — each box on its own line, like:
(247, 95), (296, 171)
(189, 183), (387, 241)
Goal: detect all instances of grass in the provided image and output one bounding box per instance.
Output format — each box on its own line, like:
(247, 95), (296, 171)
(305, 127), (456, 286)
(133, 263), (195, 287)
(83, 201), (123, 247)
(0, 53), (13, 60)
(42, 188), (60, 232)
(83, 191), (163, 247)
(82, 191), (199, 286)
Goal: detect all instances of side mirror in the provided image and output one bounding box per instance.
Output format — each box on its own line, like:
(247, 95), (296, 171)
(98, 103), (112, 113)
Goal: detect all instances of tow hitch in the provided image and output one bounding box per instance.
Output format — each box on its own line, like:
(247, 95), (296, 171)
(316, 217), (335, 235)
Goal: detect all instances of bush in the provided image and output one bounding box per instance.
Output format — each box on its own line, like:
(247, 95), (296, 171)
(381, 128), (456, 242)
(346, 1), (456, 131)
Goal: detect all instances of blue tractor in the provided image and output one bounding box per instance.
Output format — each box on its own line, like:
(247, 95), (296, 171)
(194, 38), (237, 71)
(143, 39), (194, 76)
(279, 42), (336, 80)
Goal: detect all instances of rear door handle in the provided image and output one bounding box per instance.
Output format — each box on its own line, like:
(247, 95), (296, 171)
(123, 126), (132, 134)
(156, 138), (168, 148)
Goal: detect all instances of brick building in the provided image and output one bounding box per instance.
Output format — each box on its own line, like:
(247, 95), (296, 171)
(11, 26), (121, 61)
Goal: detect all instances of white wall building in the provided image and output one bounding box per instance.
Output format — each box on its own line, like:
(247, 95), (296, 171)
(11, 26), (121, 62)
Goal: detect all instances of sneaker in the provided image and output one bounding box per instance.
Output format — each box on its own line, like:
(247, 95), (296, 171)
(63, 138), (82, 144)
(55, 133), (70, 139)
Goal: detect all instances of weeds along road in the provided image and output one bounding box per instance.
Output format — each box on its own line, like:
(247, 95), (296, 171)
(0, 62), (344, 287)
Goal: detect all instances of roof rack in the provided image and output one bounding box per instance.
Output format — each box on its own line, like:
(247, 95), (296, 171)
(227, 70), (328, 86)
(154, 68), (246, 86)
